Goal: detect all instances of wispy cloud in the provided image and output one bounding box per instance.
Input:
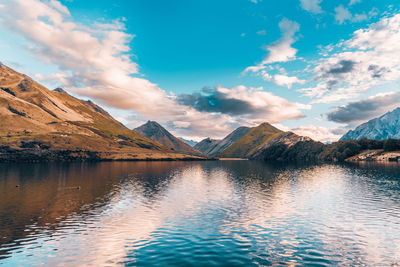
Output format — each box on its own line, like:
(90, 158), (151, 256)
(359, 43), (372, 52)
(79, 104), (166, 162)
(244, 18), (304, 88)
(300, 0), (323, 14)
(299, 13), (400, 103)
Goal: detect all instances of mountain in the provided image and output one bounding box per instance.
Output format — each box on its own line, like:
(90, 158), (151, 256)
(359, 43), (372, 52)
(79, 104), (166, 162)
(194, 138), (221, 154)
(218, 122), (283, 158)
(134, 121), (204, 156)
(207, 126), (251, 156)
(250, 131), (316, 161)
(178, 137), (198, 147)
(0, 63), (201, 161)
(340, 107), (400, 141)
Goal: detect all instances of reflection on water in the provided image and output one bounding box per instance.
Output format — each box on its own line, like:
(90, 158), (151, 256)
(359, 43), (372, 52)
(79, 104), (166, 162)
(0, 161), (400, 266)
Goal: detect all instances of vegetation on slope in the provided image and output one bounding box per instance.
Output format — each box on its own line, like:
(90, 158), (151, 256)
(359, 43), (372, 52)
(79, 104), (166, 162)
(0, 63), (205, 161)
(218, 123), (283, 158)
(256, 138), (400, 163)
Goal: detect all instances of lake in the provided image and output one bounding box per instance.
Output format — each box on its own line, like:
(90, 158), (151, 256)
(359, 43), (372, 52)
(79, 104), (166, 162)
(0, 161), (400, 266)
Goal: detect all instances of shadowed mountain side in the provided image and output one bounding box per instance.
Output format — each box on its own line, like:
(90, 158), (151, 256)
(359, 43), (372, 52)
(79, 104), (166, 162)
(194, 138), (221, 154)
(178, 137), (198, 147)
(207, 126), (251, 156)
(0, 63), (203, 161)
(218, 123), (283, 158)
(134, 121), (204, 156)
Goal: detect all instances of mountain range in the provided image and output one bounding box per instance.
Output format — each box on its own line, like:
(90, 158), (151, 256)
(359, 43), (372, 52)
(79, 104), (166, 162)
(178, 137), (198, 147)
(341, 108), (400, 141)
(195, 123), (310, 159)
(134, 121), (203, 156)
(0, 63), (201, 161)
(2, 62), (400, 163)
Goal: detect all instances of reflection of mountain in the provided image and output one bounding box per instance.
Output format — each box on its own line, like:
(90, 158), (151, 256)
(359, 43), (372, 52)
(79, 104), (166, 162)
(0, 161), (189, 257)
(2, 162), (399, 266)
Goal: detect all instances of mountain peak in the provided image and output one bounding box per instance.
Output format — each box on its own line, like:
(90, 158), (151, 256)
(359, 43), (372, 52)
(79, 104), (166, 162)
(53, 87), (68, 94)
(340, 107), (400, 140)
(135, 121), (204, 156)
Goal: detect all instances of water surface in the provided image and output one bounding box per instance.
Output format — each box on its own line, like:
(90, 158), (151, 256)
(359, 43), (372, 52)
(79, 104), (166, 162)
(1, 161), (400, 266)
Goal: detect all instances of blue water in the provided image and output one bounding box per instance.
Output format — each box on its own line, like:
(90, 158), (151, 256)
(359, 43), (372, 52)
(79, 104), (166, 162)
(0, 161), (400, 266)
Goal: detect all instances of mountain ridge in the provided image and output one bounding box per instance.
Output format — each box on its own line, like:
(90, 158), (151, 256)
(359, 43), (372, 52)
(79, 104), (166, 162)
(218, 122), (283, 158)
(341, 107), (400, 141)
(134, 121), (204, 156)
(0, 63), (203, 161)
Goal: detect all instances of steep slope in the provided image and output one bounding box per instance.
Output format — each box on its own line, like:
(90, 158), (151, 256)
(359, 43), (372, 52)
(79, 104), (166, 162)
(218, 122), (283, 158)
(134, 121), (204, 156)
(207, 126), (251, 156)
(250, 131), (316, 160)
(194, 138), (221, 154)
(340, 108), (400, 140)
(0, 63), (200, 161)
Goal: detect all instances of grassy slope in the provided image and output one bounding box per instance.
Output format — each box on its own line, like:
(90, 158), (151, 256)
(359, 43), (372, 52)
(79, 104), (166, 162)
(218, 123), (283, 158)
(0, 64), (204, 160)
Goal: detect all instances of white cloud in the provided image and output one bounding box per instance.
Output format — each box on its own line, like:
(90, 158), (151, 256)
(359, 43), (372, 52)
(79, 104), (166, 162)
(334, 5), (352, 24)
(291, 125), (344, 143)
(244, 18), (303, 88)
(299, 13), (400, 104)
(349, 0), (362, 6)
(0, 0), (310, 139)
(256, 30), (267, 36)
(245, 18), (299, 73)
(263, 74), (306, 89)
(334, 5), (370, 24)
(300, 0), (323, 14)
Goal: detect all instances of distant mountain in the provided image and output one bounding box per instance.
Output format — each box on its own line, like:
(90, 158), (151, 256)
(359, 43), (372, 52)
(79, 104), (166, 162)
(0, 63), (200, 161)
(178, 137), (198, 147)
(218, 122), (283, 158)
(340, 108), (400, 141)
(207, 126), (251, 156)
(135, 121), (204, 156)
(194, 138), (221, 154)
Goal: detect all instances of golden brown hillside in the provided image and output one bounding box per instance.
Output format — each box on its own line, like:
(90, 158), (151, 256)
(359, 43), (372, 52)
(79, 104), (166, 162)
(0, 63), (203, 161)
(218, 122), (283, 158)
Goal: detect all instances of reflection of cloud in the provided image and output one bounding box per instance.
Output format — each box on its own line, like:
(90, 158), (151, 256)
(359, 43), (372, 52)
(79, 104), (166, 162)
(3, 163), (400, 266)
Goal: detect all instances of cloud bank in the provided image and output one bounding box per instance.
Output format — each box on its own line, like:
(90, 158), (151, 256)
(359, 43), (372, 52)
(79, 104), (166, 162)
(326, 92), (400, 125)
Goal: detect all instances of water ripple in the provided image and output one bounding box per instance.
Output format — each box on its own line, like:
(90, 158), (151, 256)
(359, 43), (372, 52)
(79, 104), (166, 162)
(0, 161), (400, 266)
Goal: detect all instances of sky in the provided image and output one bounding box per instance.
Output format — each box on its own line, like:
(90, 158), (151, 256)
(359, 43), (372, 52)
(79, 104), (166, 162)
(0, 0), (400, 142)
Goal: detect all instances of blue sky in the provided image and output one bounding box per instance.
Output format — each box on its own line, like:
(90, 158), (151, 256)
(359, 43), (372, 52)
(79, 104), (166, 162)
(0, 0), (400, 141)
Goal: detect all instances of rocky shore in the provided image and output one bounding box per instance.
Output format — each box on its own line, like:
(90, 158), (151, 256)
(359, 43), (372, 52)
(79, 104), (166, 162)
(346, 150), (400, 162)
